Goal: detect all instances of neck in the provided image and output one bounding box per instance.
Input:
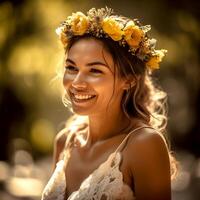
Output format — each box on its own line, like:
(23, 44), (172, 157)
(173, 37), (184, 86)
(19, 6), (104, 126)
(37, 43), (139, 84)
(85, 109), (132, 147)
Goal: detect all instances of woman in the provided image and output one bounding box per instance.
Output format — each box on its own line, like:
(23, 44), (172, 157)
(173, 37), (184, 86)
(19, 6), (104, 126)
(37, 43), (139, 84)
(42, 7), (177, 200)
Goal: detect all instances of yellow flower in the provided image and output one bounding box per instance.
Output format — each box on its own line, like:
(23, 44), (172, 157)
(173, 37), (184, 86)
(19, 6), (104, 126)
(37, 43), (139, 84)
(146, 50), (167, 70)
(70, 12), (89, 35)
(124, 21), (144, 48)
(60, 32), (69, 46)
(102, 17), (124, 41)
(56, 27), (69, 46)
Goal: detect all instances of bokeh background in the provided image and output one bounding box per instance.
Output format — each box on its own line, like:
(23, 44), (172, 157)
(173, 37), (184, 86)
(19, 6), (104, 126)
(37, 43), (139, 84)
(0, 0), (200, 199)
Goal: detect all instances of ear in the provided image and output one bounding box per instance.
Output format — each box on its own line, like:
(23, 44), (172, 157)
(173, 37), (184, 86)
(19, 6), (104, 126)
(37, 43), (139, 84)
(122, 75), (137, 90)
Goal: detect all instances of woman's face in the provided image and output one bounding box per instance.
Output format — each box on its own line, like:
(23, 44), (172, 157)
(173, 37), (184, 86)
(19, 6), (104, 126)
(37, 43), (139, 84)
(63, 38), (127, 116)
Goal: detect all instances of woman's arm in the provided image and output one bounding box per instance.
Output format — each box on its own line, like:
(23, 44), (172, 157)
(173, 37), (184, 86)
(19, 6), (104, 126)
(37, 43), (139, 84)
(127, 129), (171, 200)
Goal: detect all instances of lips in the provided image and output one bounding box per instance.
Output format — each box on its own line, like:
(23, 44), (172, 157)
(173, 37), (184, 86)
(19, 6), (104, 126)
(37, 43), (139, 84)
(69, 91), (97, 103)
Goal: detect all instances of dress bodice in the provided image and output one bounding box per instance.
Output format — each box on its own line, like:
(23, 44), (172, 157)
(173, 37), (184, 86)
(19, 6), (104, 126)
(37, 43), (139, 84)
(41, 126), (153, 200)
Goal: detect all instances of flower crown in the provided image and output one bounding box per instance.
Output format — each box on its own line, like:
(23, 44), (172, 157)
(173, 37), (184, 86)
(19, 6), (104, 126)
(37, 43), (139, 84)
(56, 7), (167, 70)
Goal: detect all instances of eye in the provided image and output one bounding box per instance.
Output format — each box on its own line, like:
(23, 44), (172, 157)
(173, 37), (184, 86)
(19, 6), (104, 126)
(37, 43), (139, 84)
(65, 65), (78, 73)
(90, 68), (103, 74)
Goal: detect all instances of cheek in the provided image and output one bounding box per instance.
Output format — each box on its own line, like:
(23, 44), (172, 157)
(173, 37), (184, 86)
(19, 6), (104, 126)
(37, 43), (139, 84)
(93, 77), (117, 103)
(89, 76), (112, 86)
(89, 76), (114, 94)
(63, 73), (75, 87)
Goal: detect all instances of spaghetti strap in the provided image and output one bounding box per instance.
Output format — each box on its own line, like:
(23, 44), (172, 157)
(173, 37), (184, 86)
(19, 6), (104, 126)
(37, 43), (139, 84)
(114, 126), (155, 154)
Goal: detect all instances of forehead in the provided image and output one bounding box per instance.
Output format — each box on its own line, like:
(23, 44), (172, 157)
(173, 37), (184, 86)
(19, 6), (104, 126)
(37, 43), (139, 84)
(66, 38), (114, 67)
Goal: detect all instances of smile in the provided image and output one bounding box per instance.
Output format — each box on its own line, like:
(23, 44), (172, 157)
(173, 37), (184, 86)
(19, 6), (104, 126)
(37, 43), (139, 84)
(74, 94), (94, 100)
(70, 92), (97, 103)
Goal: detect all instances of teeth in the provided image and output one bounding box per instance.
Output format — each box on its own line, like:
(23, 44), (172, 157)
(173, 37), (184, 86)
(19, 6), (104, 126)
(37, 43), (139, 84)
(74, 94), (94, 100)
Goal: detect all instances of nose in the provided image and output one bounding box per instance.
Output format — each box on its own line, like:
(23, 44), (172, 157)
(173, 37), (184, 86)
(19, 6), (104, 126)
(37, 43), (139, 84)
(71, 73), (87, 89)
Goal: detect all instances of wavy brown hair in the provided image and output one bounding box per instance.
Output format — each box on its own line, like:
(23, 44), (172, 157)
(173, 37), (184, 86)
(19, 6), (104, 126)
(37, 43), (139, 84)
(61, 34), (178, 180)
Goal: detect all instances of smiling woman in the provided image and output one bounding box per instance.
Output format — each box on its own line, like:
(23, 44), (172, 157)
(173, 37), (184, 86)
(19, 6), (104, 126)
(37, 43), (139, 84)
(64, 38), (127, 117)
(41, 7), (177, 200)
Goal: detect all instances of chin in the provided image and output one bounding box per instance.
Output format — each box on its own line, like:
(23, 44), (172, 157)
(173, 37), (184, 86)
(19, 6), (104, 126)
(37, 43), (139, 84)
(71, 106), (94, 116)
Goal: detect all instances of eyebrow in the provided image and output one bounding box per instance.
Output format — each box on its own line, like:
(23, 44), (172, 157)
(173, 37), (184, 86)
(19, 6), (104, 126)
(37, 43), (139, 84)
(65, 58), (109, 69)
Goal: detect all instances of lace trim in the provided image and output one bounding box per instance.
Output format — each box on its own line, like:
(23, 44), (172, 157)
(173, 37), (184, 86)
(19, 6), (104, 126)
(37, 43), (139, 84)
(41, 160), (66, 200)
(67, 152), (135, 200)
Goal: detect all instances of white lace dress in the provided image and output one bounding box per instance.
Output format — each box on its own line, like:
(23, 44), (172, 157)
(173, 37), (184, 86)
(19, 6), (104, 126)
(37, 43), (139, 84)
(41, 126), (153, 200)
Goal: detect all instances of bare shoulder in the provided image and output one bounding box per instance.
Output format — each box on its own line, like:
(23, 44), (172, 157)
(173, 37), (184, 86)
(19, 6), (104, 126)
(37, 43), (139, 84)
(53, 120), (88, 168)
(54, 128), (68, 148)
(126, 127), (171, 200)
(128, 127), (168, 155)
(53, 128), (69, 168)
